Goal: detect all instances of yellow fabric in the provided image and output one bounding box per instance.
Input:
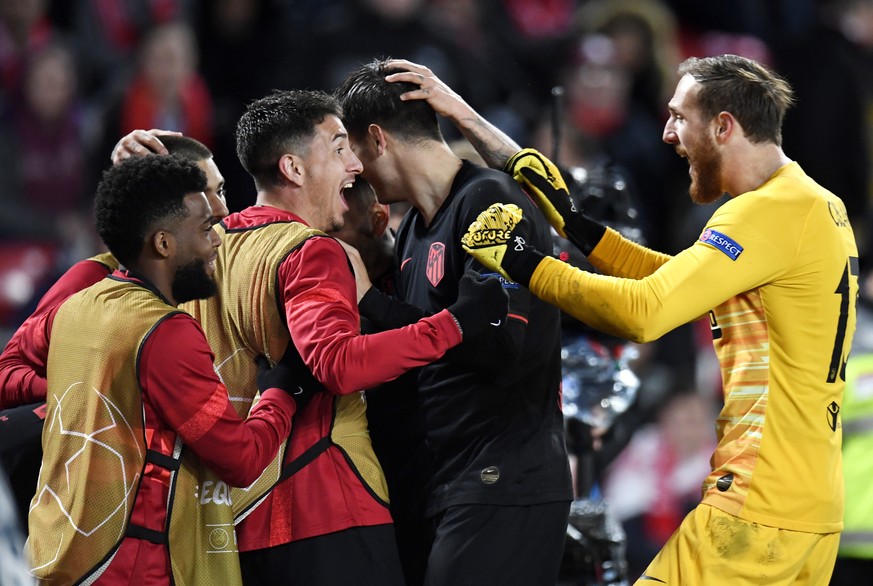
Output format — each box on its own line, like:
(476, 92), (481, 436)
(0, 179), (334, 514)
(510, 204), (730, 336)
(168, 449), (243, 585)
(184, 221), (389, 513)
(531, 162), (858, 533)
(185, 221), (315, 518)
(29, 277), (243, 585)
(90, 251), (120, 271)
(636, 504), (840, 585)
(504, 148), (571, 238)
(460, 202), (523, 280)
(28, 279), (169, 582)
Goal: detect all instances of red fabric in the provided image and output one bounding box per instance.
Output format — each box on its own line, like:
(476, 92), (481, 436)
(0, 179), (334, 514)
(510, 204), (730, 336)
(63, 272), (295, 583)
(0, 258), (111, 409)
(137, 311), (295, 488)
(502, 0), (574, 38)
(225, 206), (462, 397)
(92, 0), (181, 52)
(228, 206), (462, 549)
(119, 74), (214, 148)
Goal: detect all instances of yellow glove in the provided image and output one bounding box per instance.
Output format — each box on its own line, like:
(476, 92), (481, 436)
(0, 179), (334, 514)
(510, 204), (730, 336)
(461, 203), (545, 286)
(505, 148), (573, 238)
(505, 148), (606, 255)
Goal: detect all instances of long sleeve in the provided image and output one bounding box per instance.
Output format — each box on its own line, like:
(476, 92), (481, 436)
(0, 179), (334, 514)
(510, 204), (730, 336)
(529, 203), (786, 344)
(280, 236), (462, 395)
(139, 314), (296, 487)
(0, 257), (114, 409)
(587, 226), (673, 279)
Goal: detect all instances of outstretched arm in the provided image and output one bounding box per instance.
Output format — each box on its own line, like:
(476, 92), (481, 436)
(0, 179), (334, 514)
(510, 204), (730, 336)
(384, 59), (520, 169)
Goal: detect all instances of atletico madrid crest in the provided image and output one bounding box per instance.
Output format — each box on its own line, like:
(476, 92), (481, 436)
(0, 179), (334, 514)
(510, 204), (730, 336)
(427, 242), (445, 287)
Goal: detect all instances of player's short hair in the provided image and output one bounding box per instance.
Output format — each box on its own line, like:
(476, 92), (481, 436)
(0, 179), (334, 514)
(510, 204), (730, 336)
(95, 155), (206, 267)
(678, 54), (795, 146)
(236, 89), (342, 188)
(335, 57), (443, 144)
(161, 135), (213, 162)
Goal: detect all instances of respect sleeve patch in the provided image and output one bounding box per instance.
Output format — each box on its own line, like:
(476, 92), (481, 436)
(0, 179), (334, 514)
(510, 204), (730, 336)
(699, 228), (743, 260)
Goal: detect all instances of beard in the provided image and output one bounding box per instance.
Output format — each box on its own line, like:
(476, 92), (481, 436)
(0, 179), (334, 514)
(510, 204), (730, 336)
(172, 258), (217, 304)
(688, 136), (725, 205)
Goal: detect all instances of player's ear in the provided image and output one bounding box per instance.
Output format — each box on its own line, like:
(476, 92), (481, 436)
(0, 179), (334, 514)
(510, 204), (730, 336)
(367, 124), (387, 156)
(278, 154), (304, 187)
(150, 229), (174, 259)
(370, 202), (390, 237)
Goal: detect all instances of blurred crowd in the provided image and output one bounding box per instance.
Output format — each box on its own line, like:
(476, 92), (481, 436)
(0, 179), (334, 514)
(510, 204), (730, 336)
(2, 0), (873, 578)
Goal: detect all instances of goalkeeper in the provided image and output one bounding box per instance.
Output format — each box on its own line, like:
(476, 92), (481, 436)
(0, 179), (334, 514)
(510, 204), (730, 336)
(391, 56), (857, 585)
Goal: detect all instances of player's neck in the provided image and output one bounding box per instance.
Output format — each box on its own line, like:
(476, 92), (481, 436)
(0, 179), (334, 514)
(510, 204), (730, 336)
(403, 144), (463, 227)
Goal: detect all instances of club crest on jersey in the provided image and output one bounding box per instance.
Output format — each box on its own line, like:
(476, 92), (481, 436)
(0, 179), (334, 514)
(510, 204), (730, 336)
(700, 229), (743, 261)
(427, 242), (445, 287)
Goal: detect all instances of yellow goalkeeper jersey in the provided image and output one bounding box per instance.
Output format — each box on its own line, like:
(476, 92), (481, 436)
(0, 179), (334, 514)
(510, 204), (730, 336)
(531, 162), (858, 533)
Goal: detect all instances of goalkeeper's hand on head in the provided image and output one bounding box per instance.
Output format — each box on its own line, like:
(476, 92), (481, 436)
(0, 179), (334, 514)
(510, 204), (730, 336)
(460, 203), (547, 287)
(505, 148), (605, 255)
(447, 270), (509, 339)
(256, 345), (324, 411)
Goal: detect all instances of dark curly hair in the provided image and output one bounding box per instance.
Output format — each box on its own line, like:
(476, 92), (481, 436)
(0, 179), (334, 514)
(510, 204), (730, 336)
(94, 155), (206, 267)
(235, 89), (342, 189)
(335, 57), (442, 143)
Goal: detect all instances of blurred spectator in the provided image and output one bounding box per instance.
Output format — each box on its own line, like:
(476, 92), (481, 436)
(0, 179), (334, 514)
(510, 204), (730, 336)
(301, 0), (462, 92)
(0, 0), (55, 111)
(775, 0), (873, 266)
(195, 0), (282, 211)
(602, 389), (716, 580)
(68, 0), (194, 103)
(662, 0), (817, 48)
(0, 40), (95, 258)
(576, 0), (681, 122)
(478, 0), (578, 137)
(556, 31), (680, 253)
(97, 20), (214, 172)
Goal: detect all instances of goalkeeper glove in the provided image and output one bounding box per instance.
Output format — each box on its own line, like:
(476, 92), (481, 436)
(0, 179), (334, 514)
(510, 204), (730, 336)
(460, 203), (546, 287)
(256, 345), (324, 410)
(505, 148), (605, 255)
(447, 269), (509, 339)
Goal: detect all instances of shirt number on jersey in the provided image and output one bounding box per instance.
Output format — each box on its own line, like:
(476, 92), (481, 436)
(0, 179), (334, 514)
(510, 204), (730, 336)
(827, 256), (859, 383)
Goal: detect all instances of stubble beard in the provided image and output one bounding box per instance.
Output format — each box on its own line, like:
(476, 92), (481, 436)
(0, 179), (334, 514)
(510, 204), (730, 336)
(688, 136), (725, 205)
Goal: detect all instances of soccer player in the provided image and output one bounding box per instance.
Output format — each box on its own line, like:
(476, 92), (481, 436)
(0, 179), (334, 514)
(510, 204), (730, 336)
(335, 59), (573, 586)
(0, 134), (230, 526)
(189, 89), (508, 586)
(26, 155), (309, 584)
(459, 54), (857, 585)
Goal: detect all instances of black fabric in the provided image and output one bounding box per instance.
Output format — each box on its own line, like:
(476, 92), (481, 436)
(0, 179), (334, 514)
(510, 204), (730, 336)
(255, 344), (325, 409)
(515, 162), (607, 255)
(499, 224), (547, 288)
(392, 161), (572, 518)
(358, 286), (428, 331)
(277, 435), (331, 483)
(0, 402), (46, 530)
(125, 523), (167, 545)
(239, 524), (406, 586)
(425, 501), (571, 586)
(145, 449), (180, 471)
(445, 269), (508, 338)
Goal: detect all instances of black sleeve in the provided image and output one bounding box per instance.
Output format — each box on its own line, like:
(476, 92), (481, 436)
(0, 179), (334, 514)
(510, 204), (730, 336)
(453, 172), (535, 377)
(358, 287), (430, 332)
